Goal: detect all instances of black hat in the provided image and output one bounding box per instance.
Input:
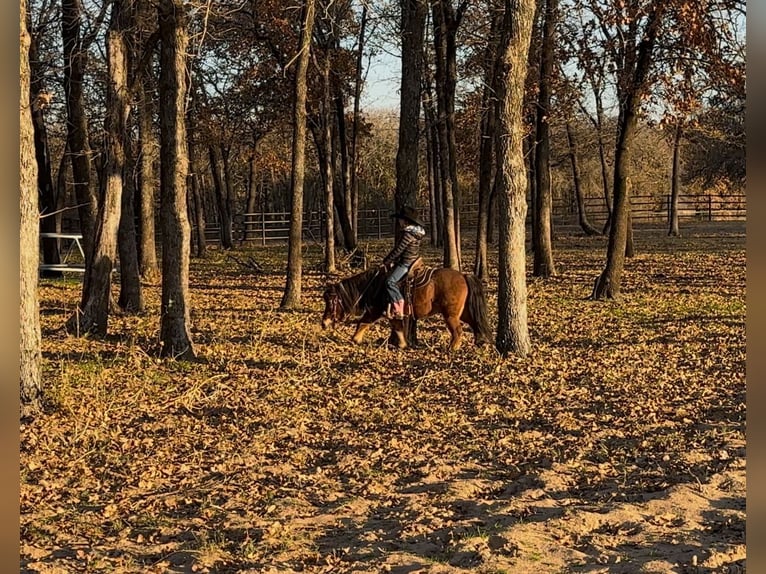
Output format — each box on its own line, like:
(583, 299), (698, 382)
(390, 206), (424, 227)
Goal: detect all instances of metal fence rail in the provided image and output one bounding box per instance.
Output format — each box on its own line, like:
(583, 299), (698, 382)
(199, 193), (745, 245)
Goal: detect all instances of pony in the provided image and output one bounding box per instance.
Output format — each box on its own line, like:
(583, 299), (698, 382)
(321, 263), (491, 352)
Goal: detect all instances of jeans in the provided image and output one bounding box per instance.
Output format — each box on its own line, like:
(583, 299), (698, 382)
(385, 263), (410, 303)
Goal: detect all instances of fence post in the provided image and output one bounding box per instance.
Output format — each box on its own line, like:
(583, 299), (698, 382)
(377, 210), (382, 239)
(262, 211), (266, 246)
(709, 194), (713, 222)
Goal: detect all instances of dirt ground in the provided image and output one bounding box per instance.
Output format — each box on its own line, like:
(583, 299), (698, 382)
(21, 221), (746, 573)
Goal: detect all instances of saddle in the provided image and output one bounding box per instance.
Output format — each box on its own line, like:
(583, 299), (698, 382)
(398, 257), (435, 318)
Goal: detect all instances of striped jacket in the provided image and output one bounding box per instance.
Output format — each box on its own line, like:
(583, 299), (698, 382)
(382, 224), (426, 267)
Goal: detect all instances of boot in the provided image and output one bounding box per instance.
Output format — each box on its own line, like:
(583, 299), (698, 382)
(391, 299), (405, 320)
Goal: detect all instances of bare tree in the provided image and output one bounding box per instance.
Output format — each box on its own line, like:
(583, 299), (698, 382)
(281, 0), (316, 309)
(137, 75), (161, 279)
(532, 0), (557, 277)
(65, 0), (131, 336)
(495, 0), (535, 358)
(668, 120), (682, 236)
(21, 0), (42, 418)
(474, 4), (502, 281)
(590, 2), (665, 300)
(396, 0), (427, 219)
(158, 0), (195, 358)
(61, 0), (100, 264)
(565, 120), (600, 235)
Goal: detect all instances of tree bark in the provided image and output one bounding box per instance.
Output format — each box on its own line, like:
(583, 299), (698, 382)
(28, 12), (62, 276)
(158, 0), (195, 358)
(333, 94), (357, 251)
(532, 0), (557, 277)
(396, 0), (427, 221)
(21, 0), (42, 418)
(350, 4), (367, 243)
(565, 121), (599, 235)
(322, 48), (336, 273)
(209, 145), (233, 249)
(62, 0), (97, 264)
(432, 2), (459, 269)
(118, 127), (144, 312)
(281, 0), (316, 309)
(668, 121), (682, 236)
(591, 3), (664, 300)
(66, 0), (130, 336)
(495, 0), (534, 358)
(475, 9), (502, 281)
(137, 77), (160, 280)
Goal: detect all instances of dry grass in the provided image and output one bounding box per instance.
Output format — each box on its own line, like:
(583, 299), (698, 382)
(21, 221), (745, 573)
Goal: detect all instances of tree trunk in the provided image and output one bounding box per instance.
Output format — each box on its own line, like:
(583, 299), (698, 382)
(322, 49), (336, 273)
(62, 0), (97, 264)
(190, 160), (207, 257)
(209, 145), (233, 249)
(66, 0), (130, 336)
(333, 94), (358, 251)
(281, 0), (316, 309)
(422, 73), (442, 246)
(243, 151), (258, 242)
(495, 0), (534, 358)
(432, 2), (459, 269)
(475, 9), (502, 281)
(21, 0), (42, 418)
(532, 0), (557, 277)
(591, 4), (664, 300)
(137, 77), (160, 281)
(118, 129), (144, 312)
(396, 0), (427, 219)
(565, 121), (600, 235)
(350, 4), (367, 243)
(158, 0), (195, 358)
(668, 121), (682, 236)
(28, 14), (62, 276)
(221, 145), (237, 243)
(443, 2), (463, 267)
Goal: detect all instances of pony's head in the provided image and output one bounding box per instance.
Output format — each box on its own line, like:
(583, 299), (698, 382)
(321, 283), (346, 330)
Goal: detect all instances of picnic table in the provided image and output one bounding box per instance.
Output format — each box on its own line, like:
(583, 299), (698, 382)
(39, 233), (86, 273)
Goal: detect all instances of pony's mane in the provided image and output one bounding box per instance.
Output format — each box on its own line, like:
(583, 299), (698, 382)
(335, 267), (384, 314)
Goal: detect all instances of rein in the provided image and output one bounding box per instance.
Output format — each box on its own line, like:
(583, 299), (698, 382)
(332, 269), (381, 318)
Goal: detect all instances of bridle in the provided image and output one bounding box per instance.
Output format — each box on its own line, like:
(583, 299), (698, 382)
(325, 269), (381, 323)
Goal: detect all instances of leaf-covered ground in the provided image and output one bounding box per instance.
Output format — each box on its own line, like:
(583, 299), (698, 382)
(21, 221), (746, 573)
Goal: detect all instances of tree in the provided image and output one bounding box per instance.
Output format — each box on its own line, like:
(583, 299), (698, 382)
(565, 119), (600, 235)
(158, 0), (195, 358)
(589, 1), (665, 300)
(496, 0), (534, 358)
(137, 74), (161, 279)
(65, 0), (131, 336)
(281, 0), (316, 309)
(61, 0), (100, 265)
(431, 0), (468, 269)
(395, 0), (427, 219)
(21, 0), (42, 418)
(474, 3), (502, 281)
(532, 0), (557, 277)
(27, 4), (62, 277)
(668, 121), (682, 236)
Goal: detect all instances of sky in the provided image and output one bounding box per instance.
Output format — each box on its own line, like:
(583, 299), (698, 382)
(360, 51), (401, 112)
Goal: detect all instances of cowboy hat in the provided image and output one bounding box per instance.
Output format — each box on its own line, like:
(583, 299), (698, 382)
(390, 206), (424, 227)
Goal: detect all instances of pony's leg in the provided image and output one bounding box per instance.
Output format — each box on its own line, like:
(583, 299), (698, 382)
(389, 319), (408, 349)
(352, 310), (383, 344)
(352, 322), (373, 344)
(445, 314), (463, 352)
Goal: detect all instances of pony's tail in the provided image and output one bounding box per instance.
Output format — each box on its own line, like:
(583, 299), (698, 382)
(464, 274), (492, 345)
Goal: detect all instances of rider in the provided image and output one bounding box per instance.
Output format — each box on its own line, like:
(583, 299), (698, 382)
(379, 206), (426, 320)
